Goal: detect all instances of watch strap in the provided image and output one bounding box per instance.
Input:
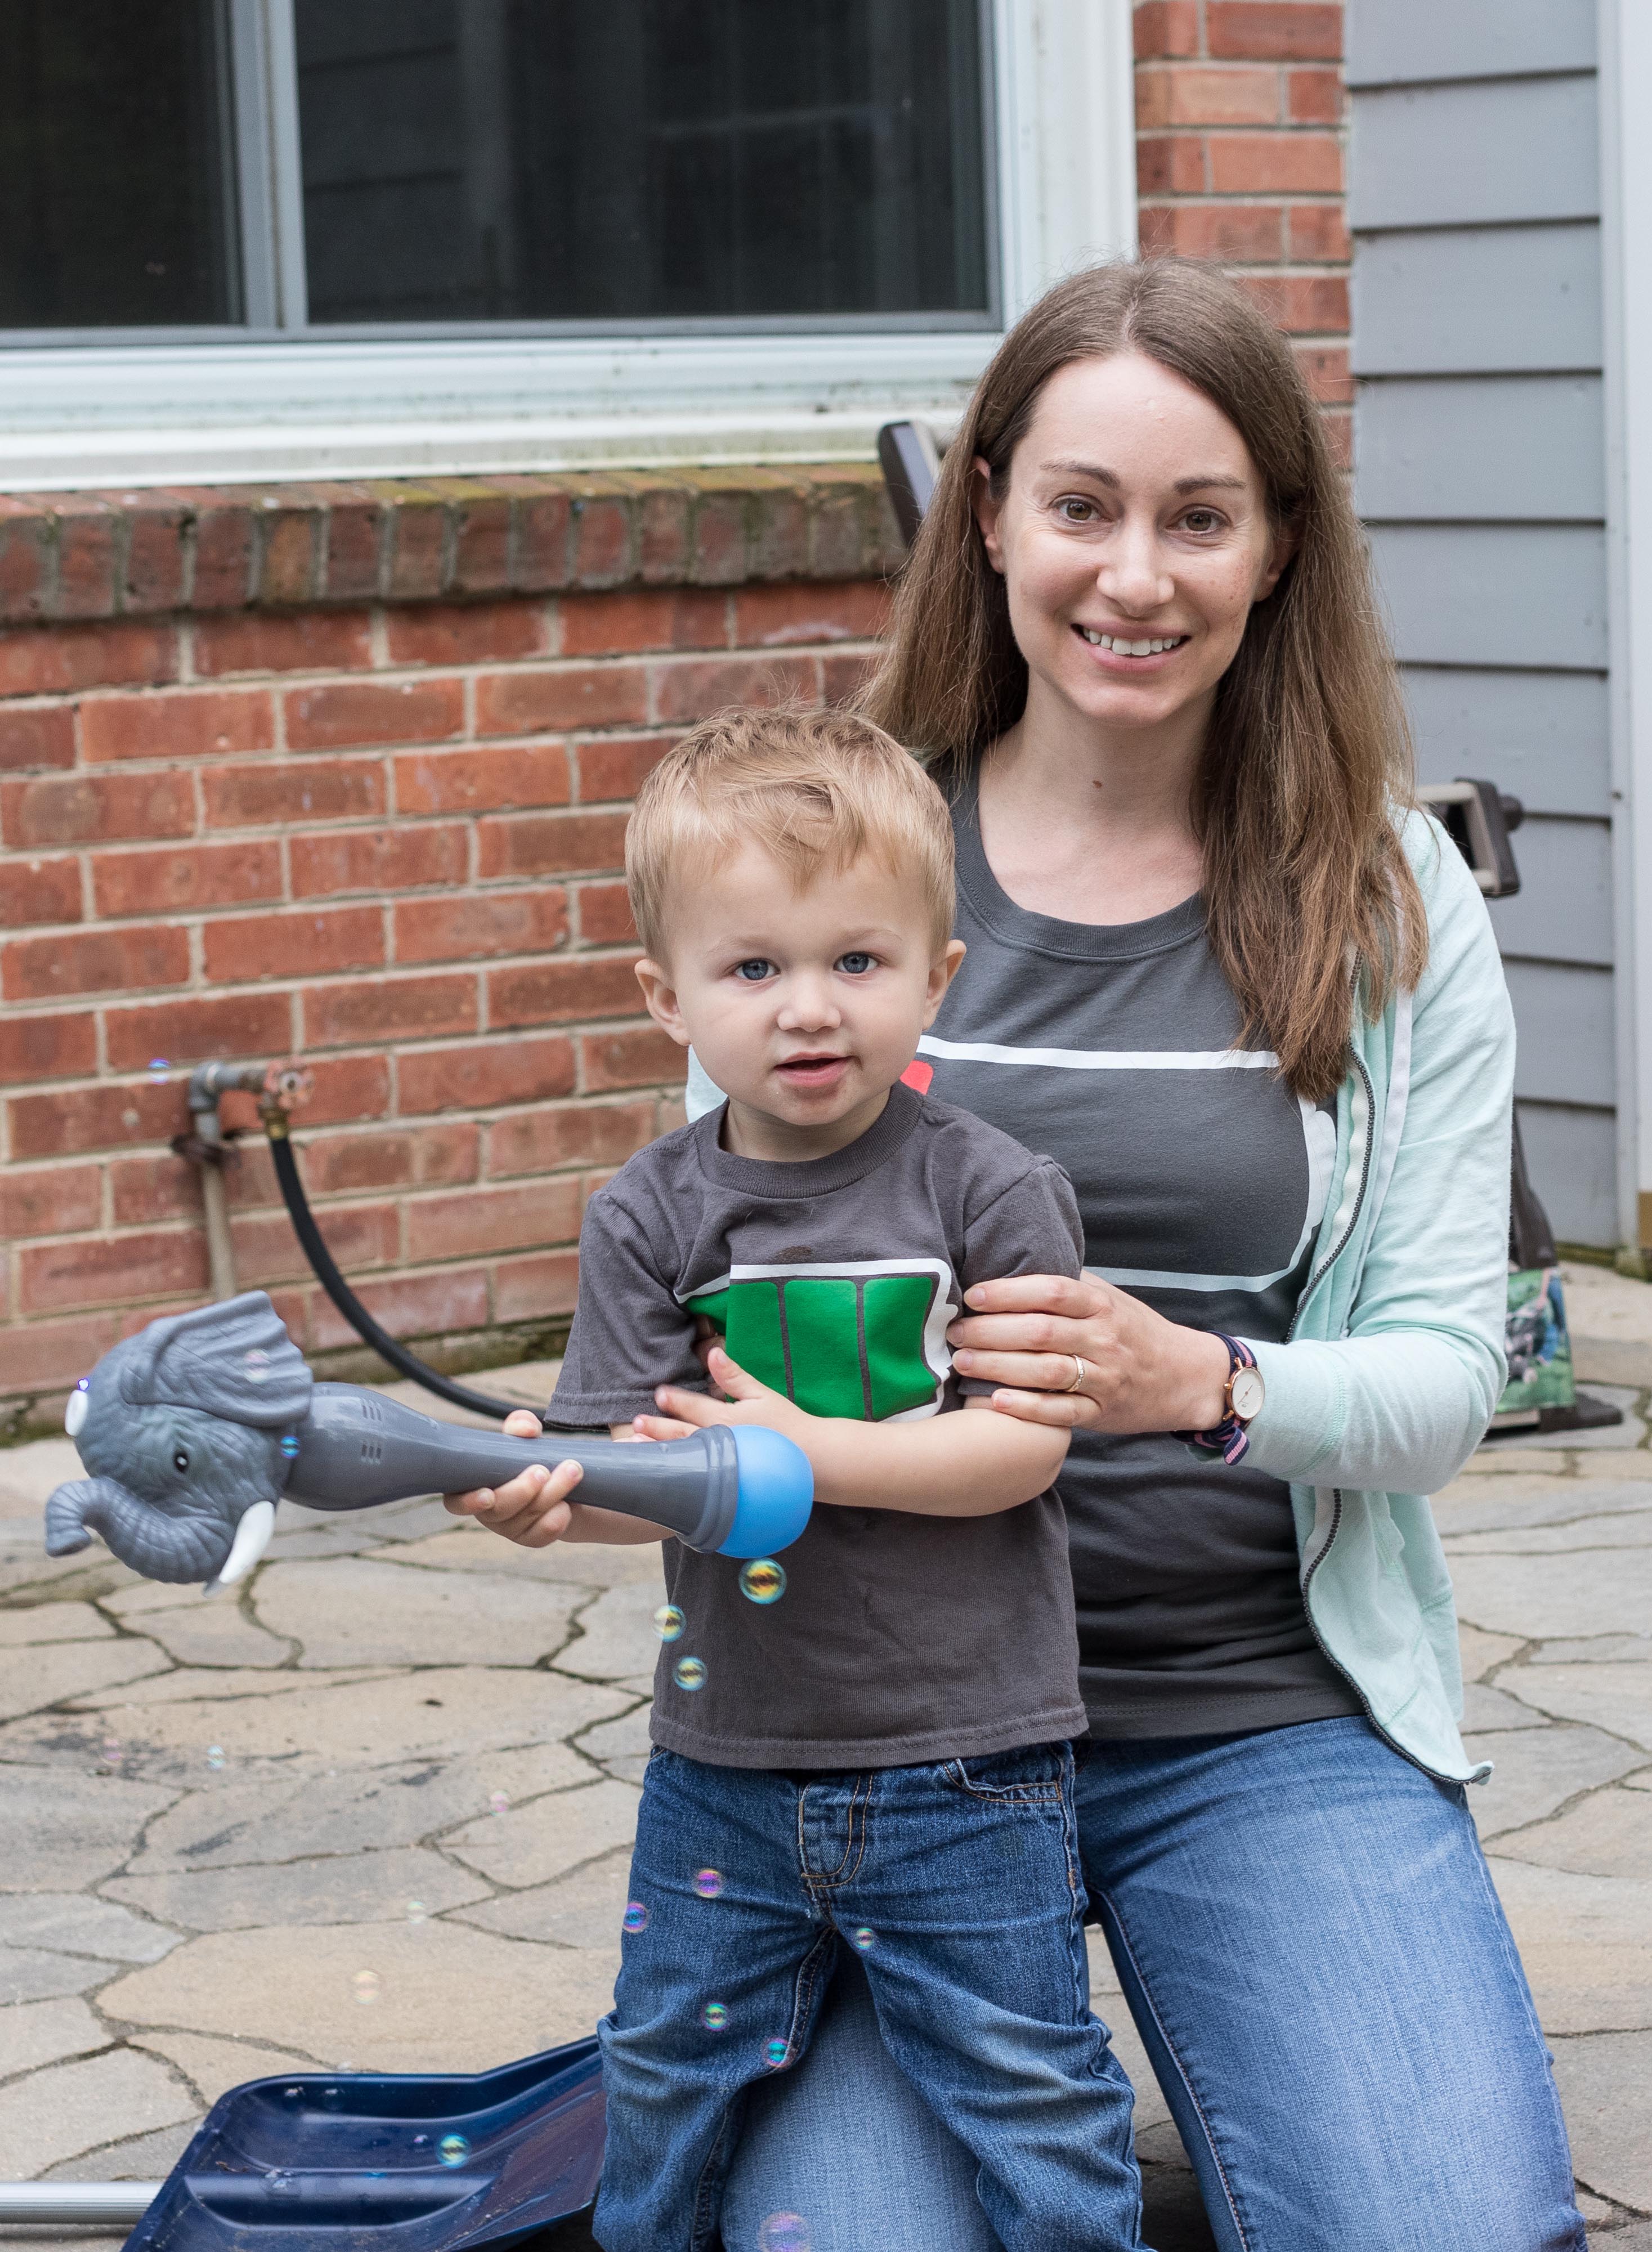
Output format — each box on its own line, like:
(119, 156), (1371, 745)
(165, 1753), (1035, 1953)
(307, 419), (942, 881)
(1174, 1333), (1260, 1467)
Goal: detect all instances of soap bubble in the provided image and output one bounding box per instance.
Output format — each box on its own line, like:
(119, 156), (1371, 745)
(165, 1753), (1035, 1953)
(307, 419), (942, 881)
(762, 2038), (790, 2070)
(653, 1605), (686, 1642)
(437, 2135), (469, 2169)
(406, 1900), (428, 1924)
(352, 1970), (380, 2005)
(693, 1869), (723, 1899)
(758, 2217), (811, 2252)
(206, 1745), (225, 1770)
(701, 2001), (729, 2030)
(267, 2169), (298, 2199)
(244, 1349), (270, 1383)
(673, 1656), (707, 1692)
(623, 1901), (649, 1935)
(283, 2087), (301, 2101)
(147, 1058), (169, 1080)
(739, 1559), (786, 1605)
(280, 1435), (299, 1460)
(489, 1790), (508, 1816)
(100, 1737), (123, 1767)
(411, 2135), (428, 2149)
(848, 1927), (875, 1954)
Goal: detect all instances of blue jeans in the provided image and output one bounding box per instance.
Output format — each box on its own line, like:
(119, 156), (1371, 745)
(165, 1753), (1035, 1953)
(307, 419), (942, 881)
(595, 1742), (1144, 2252)
(722, 1718), (1586, 2252)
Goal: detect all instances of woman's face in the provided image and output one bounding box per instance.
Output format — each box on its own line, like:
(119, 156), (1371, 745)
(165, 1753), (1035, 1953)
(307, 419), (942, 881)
(973, 350), (1291, 738)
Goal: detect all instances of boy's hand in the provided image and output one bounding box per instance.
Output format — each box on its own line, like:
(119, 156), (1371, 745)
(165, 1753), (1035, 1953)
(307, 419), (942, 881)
(442, 1409), (585, 1548)
(643, 1347), (813, 1444)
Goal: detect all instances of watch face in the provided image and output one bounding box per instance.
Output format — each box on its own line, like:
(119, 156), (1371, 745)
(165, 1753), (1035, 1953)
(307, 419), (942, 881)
(1230, 1367), (1265, 1422)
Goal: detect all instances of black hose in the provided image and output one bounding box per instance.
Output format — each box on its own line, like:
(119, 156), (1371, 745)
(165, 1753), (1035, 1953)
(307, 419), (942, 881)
(266, 1125), (529, 1422)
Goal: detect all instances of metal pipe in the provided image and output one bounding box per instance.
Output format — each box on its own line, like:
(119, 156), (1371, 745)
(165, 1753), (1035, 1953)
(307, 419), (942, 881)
(0, 2180), (160, 2224)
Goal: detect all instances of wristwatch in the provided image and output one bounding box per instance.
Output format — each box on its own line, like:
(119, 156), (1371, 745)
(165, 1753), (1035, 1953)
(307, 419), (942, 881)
(1175, 1334), (1265, 1466)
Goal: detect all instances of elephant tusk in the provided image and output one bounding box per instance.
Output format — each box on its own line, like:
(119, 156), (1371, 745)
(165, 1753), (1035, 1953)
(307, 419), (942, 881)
(204, 1501), (275, 1594)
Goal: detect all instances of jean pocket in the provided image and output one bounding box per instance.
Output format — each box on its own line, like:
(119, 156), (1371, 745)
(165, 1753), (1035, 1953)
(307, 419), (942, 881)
(943, 1741), (1071, 1804)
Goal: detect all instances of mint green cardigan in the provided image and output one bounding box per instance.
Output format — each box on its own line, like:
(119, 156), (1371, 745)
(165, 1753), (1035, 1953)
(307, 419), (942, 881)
(684, 808), (1514, 1785)
(1241, 810), (1514, 1782)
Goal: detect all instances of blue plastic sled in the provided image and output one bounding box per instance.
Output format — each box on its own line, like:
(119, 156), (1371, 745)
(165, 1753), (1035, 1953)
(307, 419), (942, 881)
(126, 2039), (603, 2252)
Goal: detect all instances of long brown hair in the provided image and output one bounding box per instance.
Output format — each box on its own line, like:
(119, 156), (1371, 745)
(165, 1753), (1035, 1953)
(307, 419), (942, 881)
(862, 257), (1426, 1102)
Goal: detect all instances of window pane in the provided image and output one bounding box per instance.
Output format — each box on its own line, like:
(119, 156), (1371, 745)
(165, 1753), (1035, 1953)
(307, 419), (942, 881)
(295, 0), (989, 324)
(0, 0), (239, 329)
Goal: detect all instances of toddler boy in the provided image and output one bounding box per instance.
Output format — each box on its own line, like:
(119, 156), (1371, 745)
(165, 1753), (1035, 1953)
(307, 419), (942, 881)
(453, 708), (1143, 2252)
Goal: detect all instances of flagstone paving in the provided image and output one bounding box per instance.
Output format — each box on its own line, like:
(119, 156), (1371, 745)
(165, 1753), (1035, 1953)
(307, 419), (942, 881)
(0, 1290), (1648, 2249)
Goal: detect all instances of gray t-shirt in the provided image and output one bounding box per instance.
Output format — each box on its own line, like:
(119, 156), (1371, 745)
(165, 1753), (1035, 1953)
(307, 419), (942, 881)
(549, 1084), (1089, 1769)
(915, 792), (1363, 1740)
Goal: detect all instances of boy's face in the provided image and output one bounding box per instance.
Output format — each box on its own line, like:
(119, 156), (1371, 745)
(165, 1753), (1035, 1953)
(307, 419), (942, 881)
(637, 843), (964, 1154)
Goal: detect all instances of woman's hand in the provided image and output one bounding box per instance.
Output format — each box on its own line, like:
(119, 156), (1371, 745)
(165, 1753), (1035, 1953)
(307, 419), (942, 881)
(442, 1408), (585, 1548)
(949, 1272), (1232, 1435)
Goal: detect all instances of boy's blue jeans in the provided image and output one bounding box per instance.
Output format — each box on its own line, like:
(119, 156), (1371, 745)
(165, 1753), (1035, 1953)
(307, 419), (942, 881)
(594, 1741), (1144, 2252)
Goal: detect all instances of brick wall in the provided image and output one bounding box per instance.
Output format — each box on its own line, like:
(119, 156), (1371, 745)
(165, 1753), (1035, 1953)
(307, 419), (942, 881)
(0, 7), (1349, 1435)
(1135, 0), (1350, 461)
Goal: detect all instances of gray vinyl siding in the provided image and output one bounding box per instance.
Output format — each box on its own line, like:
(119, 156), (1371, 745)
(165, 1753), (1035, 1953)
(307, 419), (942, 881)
(1349, 0), (1614, 1244)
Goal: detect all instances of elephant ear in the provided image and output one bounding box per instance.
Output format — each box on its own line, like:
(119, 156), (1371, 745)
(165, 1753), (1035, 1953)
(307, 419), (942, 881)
(118, 1292), (312, 1428)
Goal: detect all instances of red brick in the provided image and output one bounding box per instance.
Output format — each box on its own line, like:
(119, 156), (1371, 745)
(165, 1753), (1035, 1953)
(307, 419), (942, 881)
(21, 1227), (208, 1315)
(303, 973), (477, 1049)
(202, 757), (386, 829)
(2, 768), (193, 850)
(316, 486), (386, 603)
(285, 677), (464, 753)
(104, 990), (293, 1073)
(258, 495), (323, 606)
(308, 1264), (491, 1355)
(493, 1248), (581, 1324)
(637, 484), (692, 584)
(1209, 131), (1342, 194)
(475, 810), (628, 884)
(487, 954), (642, 1028)
(1137, 138), (1210, 196)
(393, 887), (568, 966)
(1140, 201), (1285, 261)
(560, 588), (728, 657)
(219, 1140), (279, 1212)
(1207, 3), (1341, 60)
(453, 493), (513, 594)
(180, 490), (257, 610)
(203, 904), (384, 984)
(692, 492), (749, 586)
(579, 1023), (686, 1093)
(8, 1078), (182, 1159)
(576, 881), (637, 945)
(1137, 65), (1279, 127)
(808, 484), (876, 580)
(486, 1098), (652, 1179)
(92, 837), (283, 919)
(822, 650), (881, 707)
(0, 1311), (117, 1391)
(0, 1009), (96, 1084)
(192, 609), (373, 678)
(1, 856), (81, 928)
(507, 484), (574, 593)
(121, 499), (188, 614)
(1295, 343), (1354, 404)
(110, 1152), (205, 1227)
(0, 1165), (102, 1239)
(290, 823), (467, 898)
(298, 1122), (480, 1196)
(405, 1178), (583, 1264)
(384, 491), (449, 603)
(0, 706), (77, 774)
(53, 497), (120, 620)
(751, 485), (810, 581)
(568, 484), (634, 588)
(81, 688), (274, 765)
(575, 734), (677, 803)
(232, 1200), (399, 1288)
(1240, 272), (1349, 334)
(1134, 0), (1201, 57)
(1288, 202), (1351, 262)
(0, 620), (176, 699)
(653, 653), (818, 724)
(384, 600), (549, 667)
(476, 664), (649, 738)
(394, 742), (569, 815)
(0, 503), (51, 623)
(1288, 65), (1342, 122)
(273, 1051), (392, 1125)
(398, 1035), (576, 1115)
(2, 925), (189, 1003)
(731, 580), (890, 647)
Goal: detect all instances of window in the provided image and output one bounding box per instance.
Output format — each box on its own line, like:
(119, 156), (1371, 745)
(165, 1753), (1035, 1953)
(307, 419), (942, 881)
(0, 0), (1134, 485)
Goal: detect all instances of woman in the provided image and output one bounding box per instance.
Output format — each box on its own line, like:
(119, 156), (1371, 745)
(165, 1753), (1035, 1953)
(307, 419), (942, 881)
(712, 261), (1584, 2251)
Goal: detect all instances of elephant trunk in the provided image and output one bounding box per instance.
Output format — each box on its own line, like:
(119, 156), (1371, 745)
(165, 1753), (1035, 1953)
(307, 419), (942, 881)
(44, 1478), (232, 1585)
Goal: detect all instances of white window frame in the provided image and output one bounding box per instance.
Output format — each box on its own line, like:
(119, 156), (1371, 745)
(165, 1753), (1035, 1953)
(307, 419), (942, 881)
(0, 0), (1135, 491)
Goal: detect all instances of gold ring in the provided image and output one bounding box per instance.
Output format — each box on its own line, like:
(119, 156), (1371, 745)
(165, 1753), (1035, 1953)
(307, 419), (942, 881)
(1062, 1355), (1087, 1393)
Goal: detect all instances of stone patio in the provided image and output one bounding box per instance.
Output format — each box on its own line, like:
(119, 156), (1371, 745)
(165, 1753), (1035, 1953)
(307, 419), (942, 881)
(0, 1266), (1649, 2250)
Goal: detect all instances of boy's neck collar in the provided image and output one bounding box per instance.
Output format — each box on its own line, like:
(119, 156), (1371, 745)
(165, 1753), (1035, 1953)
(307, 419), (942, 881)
(696, 1082), (923, 1198)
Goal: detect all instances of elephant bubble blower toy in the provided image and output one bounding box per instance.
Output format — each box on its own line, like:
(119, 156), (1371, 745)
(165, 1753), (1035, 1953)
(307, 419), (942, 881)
(44, 1290), (813, 1591)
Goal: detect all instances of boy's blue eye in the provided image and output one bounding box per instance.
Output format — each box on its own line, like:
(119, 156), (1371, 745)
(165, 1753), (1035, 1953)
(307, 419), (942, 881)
(836, 951), (875, 975)
(735, 959), (774, 982)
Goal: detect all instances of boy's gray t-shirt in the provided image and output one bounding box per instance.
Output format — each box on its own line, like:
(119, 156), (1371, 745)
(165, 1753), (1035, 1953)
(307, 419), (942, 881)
(549, 1083), (1088, 1769)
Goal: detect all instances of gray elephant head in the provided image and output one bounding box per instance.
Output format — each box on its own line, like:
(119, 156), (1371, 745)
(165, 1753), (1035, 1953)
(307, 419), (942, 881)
(45, 1293), (311, 1587)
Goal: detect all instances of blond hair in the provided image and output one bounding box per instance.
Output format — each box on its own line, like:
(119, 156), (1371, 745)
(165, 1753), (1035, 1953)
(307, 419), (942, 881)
(626, 705), (955, 959)
(863, 258), (1426, 1103)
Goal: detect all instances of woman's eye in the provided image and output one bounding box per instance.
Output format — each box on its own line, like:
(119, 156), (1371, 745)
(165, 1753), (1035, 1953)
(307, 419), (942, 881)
(835, 951), (876, 976)
(1055, 497), (1097, 523)
(1181, 509), (1221, 533)
(733, 959), (774, 982)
